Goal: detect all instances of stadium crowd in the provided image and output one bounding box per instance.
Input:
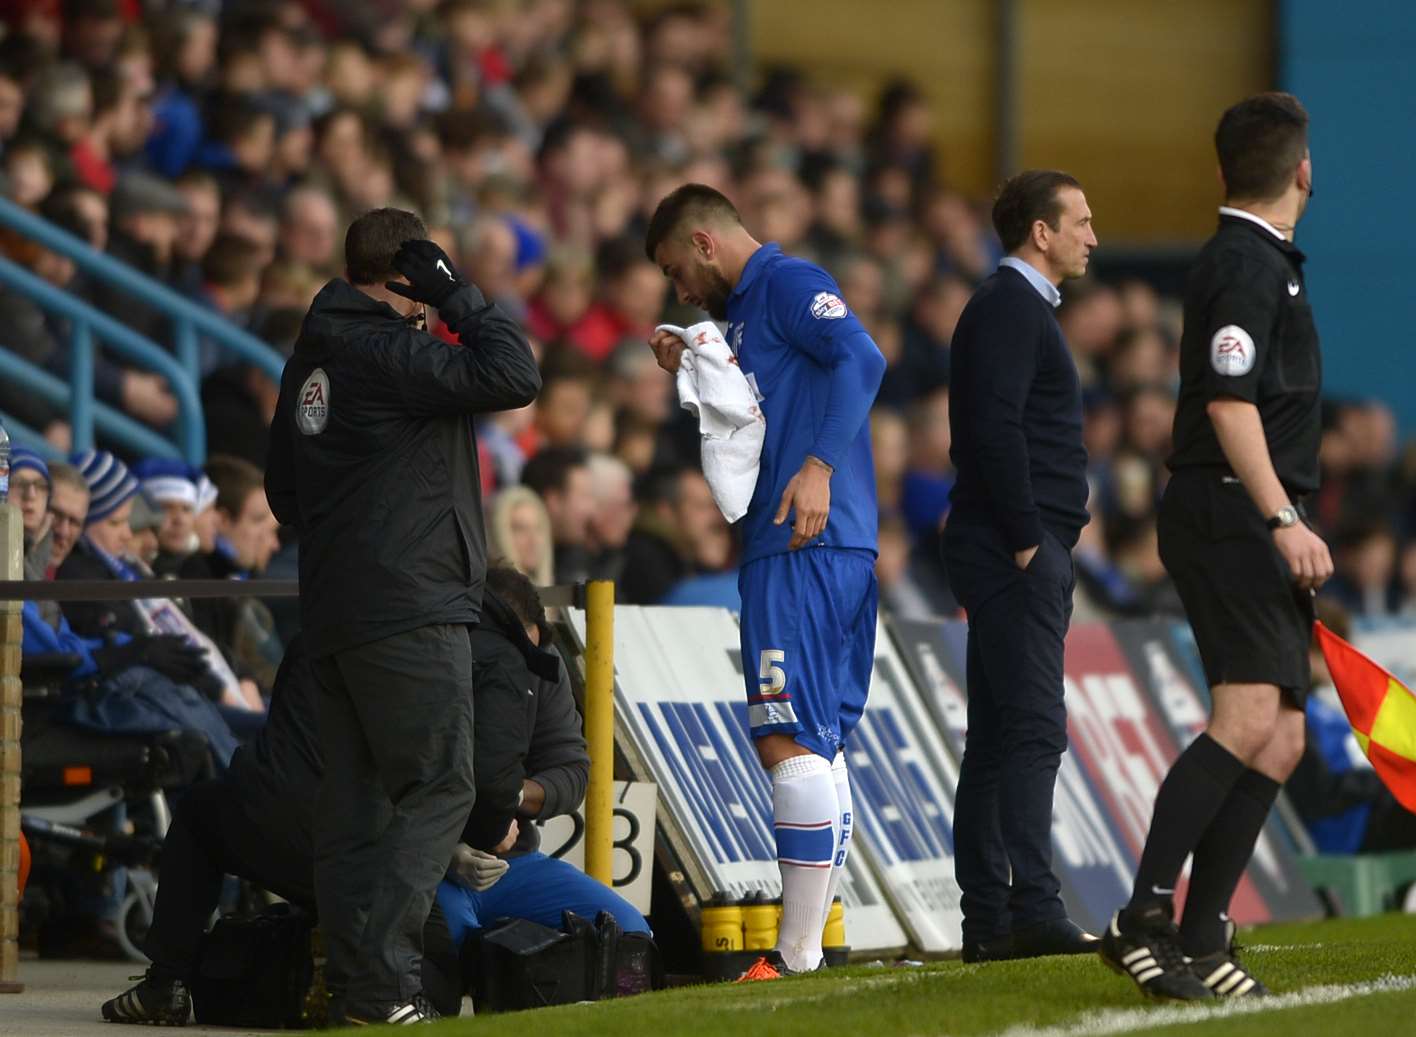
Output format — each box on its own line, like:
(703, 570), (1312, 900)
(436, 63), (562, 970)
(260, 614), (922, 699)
(5, 0), (1415, 624)
(4, 0), (1416, 967)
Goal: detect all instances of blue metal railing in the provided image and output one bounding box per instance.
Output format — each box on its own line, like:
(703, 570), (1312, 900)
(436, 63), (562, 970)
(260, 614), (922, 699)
(0, 194), (285, 463)
(0, 255), (202, 460)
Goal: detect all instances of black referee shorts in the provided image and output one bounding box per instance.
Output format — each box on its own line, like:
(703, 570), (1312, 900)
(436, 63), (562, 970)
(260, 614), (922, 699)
(1157, 468), (1313, 705)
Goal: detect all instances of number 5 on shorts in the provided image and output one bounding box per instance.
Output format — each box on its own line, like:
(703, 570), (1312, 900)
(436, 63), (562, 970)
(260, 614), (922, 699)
(759, 650), (786, 696)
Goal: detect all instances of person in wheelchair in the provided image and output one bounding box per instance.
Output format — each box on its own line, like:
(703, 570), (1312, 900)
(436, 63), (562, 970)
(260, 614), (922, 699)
(100, 565), (645, 1025)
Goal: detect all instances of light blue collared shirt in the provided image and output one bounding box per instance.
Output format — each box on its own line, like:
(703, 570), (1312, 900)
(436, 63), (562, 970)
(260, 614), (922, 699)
(999, 256), (1062, 308)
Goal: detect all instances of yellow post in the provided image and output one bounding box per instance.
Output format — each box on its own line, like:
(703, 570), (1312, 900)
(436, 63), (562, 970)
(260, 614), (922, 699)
(583, 580), (615, 885)
(1, 506), (24, 993)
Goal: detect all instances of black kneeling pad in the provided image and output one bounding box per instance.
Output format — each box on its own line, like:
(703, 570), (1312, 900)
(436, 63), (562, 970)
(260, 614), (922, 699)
(191, 903), (320, 1029)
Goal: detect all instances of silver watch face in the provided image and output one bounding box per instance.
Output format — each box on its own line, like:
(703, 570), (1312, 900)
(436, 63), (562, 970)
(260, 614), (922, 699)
(1277, 506), (1299, 527)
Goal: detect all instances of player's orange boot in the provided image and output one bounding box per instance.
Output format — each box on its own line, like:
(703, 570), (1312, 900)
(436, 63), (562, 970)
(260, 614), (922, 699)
(735, 952), (787, 982)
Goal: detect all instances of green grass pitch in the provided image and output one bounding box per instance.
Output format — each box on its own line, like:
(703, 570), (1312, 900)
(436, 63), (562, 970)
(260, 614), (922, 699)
(405, 914), (1416, 1037)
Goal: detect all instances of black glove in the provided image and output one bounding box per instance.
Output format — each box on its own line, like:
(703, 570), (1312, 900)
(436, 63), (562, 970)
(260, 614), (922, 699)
(95, 634), (209, 685)
(384, 239), (469, 307)
(141, 634), (212, 685)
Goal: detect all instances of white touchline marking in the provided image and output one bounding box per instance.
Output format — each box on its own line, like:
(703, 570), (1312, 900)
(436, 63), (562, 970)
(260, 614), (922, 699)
(985, 974), (1416, 1037)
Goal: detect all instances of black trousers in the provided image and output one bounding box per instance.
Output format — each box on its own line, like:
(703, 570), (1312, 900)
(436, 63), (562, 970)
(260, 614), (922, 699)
(943, 522), (1075, 941)
(311, 624), (476, 1014)
(144, 779), (314, 980)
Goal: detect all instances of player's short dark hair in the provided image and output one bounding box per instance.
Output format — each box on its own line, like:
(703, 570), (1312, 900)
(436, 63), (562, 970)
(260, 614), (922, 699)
(521, 446), (590, 498)
(643, 183), (742, 262)
(344, 207), (426, 286)
(485, 562), (545, 628)
(992, 170), (1082, 254)
(1215, 92), (1309, 202)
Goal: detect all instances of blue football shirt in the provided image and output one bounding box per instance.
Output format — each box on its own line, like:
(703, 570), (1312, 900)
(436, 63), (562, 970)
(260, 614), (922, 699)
(724, 243), (886, 565)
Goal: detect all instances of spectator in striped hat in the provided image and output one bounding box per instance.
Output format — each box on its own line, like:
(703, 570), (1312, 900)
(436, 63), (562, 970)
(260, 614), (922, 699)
(132, 457), (201, 574)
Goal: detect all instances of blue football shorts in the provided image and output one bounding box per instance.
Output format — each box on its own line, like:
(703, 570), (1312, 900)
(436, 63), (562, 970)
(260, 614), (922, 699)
(737, 546), (878, 760)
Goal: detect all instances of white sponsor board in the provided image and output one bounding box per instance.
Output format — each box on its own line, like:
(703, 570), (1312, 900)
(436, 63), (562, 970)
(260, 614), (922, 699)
(567, 606), (908, 953)
(847, 618), (964, 953)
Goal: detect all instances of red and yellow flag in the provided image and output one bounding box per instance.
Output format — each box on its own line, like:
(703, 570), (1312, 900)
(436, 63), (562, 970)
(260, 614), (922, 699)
(1314, 621), (1416, 813)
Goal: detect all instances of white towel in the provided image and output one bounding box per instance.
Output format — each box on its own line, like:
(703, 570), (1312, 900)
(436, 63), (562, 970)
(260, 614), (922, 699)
(660, 321), (765, 523)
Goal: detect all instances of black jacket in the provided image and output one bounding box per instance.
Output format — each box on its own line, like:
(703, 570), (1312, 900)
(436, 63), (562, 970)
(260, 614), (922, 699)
(463, 591), (564, 850)
(265, 279), (540, 657)
(948, 266), (1089, 550)
(512, 659), (589, 857)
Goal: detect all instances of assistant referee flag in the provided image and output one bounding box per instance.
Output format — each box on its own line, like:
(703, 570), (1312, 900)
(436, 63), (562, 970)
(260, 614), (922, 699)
(1314, 621), (1416, 812)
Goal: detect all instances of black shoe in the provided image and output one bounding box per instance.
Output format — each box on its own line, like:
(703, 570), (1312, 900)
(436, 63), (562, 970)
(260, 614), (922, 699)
(960, 933), (1014, 963)
(346, 992), (441, 1026)
(1099, 903), (1213, 1003)
(100, 972), (192, 1026)
(1012, 918), (1100, 959)
(1188, 950), (1268, 998)
(1188, 921), (1269, 998)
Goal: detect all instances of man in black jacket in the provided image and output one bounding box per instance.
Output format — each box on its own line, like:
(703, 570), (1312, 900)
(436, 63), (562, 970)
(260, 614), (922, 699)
(264, 207), (540, 1025)
(942, 170), (1097, 963)
(100, 573), (548, 1026)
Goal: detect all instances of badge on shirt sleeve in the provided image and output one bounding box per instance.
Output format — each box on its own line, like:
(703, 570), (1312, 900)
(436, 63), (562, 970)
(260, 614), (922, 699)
(810, 292), (848, 319)
(1210, 325), (1255, 377)
(296, 368), (330, 435)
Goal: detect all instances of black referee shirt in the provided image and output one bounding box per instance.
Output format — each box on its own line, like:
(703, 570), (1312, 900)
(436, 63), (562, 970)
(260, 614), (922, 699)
(1168, 210), (1323, 493)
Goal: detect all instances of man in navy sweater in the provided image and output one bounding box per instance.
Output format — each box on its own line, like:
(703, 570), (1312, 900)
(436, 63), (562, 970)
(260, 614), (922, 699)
(943, 170), (1096, 962)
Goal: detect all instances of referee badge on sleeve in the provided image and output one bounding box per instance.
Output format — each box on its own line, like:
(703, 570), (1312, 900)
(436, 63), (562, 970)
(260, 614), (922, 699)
(1210, 325), (1256, 377)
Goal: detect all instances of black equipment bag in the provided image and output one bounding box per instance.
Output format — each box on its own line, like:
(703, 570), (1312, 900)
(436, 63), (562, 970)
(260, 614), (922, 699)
(191, 903), (321, 1029)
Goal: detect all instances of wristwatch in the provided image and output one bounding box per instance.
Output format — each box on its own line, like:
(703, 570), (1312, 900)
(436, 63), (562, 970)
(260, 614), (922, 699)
(1266, 506), (1300, 531)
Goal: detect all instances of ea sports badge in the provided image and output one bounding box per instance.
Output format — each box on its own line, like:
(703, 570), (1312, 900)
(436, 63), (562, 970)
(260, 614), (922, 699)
(810, 291), (848, 319)
(296, 368), (330, 435)
(1210, 325), (1255, 377)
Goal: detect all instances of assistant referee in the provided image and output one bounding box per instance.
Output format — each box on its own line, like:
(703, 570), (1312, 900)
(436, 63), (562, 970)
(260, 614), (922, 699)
(1101, 93), (1331, 1003)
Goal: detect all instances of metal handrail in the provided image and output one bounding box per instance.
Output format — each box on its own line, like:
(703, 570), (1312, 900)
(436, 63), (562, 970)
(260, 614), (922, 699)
(0, 195), (283, 383)
(0, 580), (585, 609)
(0, 254), (203, 460)
(0, 349), (181, 460)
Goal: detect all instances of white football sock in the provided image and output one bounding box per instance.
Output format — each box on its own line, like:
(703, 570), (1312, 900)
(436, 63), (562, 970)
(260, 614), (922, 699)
(771, 753), (836, 973)
(821, 751), (853, 932)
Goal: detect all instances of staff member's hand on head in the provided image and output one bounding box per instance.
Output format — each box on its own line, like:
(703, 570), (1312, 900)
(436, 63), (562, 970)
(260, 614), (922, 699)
(775, 455), (832, 550)
(648, 328), (685, 374)
(385, 239), (469, 307)
(1274, 522), (1333, 591)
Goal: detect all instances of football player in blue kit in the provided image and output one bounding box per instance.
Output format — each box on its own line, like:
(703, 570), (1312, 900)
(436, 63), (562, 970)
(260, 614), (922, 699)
(645, 184), (886, 979)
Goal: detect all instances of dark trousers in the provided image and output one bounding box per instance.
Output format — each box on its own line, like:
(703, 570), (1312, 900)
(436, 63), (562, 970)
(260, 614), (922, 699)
(311, 624), (476, 1014)
(144, 779), (314, 980)
(943, 522), (1075, 941)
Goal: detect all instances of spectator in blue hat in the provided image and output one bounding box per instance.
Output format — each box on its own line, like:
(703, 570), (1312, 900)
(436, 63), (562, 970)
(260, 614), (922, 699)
(8, 446), (53, 578)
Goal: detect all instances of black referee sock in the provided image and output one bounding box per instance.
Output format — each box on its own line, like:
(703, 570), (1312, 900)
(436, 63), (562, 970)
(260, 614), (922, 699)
(1179, 769), (1282, 957)
(1126, 733), (1247, 915)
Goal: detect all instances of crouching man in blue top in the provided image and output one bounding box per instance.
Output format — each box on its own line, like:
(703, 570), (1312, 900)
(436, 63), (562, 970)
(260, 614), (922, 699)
(645, 184), (886, 978)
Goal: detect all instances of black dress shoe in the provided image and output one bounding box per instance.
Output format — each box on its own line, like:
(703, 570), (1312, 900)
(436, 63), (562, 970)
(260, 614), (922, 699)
(1011, 917), (1100, 959)
(960, 933), (1015, 963)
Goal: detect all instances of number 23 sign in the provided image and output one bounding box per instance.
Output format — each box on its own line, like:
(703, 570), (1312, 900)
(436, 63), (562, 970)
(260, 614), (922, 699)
(535, 780), (657, 915)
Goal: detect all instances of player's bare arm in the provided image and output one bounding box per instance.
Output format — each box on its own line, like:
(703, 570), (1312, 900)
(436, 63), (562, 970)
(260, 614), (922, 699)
(1207, 396), (1332, 590)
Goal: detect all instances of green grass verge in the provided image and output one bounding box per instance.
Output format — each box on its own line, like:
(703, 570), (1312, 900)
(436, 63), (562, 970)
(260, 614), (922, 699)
(398, 914), (1416, 1037)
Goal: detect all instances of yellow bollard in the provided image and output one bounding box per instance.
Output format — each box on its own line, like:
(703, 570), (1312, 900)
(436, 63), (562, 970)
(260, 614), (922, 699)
(582, 580), (615, 885)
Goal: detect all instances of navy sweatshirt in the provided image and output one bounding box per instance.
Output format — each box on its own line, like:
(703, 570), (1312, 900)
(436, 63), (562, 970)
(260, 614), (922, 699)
(947, 266), (1089, 550)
